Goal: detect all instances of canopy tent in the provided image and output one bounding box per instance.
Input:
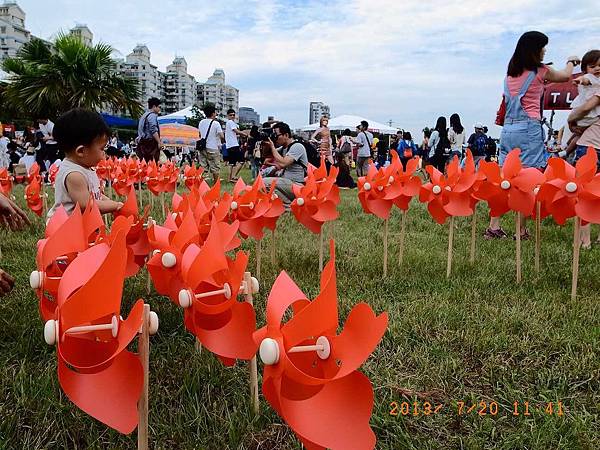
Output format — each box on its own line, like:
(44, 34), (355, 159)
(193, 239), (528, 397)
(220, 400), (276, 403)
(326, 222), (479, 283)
(101, 113), (136, 127)
(157, 106), (196, 124)
(299, 114), (399, 135)
(159, 123), (198, 147)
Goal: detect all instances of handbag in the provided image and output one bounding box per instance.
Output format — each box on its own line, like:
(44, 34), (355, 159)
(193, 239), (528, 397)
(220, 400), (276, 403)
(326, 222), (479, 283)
(196, 119), (216, 151)
(495, 95), (506, 126)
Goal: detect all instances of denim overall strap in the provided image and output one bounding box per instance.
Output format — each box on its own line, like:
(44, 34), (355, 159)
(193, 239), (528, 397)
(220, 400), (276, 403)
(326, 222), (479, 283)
(503, 70), (537, 122)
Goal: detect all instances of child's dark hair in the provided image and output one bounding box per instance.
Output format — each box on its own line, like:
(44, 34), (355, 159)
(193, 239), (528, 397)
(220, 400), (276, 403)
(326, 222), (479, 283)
(53, 108), (111, 154)
(148, 97), (161, 109)
(581, 50), (600, 73)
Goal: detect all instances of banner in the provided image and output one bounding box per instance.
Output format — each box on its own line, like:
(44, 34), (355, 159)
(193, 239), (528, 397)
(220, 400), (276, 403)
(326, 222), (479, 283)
(543, 73), (581, 111)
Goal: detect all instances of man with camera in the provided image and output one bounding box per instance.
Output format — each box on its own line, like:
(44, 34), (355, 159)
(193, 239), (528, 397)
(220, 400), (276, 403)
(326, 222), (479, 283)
(262, 122), (308, 209)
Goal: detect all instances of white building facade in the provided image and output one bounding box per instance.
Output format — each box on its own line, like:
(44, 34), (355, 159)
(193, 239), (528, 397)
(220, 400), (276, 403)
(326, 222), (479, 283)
(309, 102), (330, 125)
(196, 69), (239, 117)
(164, 57), (196, 113)
(115, 44), (165, 107)
(0, 1), (29, 61)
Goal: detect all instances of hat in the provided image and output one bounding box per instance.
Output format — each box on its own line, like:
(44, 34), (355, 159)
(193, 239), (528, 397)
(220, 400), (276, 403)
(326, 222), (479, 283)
(474, 122), (484, 129)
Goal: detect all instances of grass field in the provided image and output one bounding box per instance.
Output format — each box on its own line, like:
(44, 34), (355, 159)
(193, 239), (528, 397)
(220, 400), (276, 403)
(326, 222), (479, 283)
(0, 172), (599, 449)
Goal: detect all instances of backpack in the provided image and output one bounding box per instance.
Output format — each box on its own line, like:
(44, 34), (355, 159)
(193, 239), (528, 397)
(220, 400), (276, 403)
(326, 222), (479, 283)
(339, 137), (352, 154)
(473, 134), (487, 156)
(294, 139), (320, 168)
(435, 130), (451, 155)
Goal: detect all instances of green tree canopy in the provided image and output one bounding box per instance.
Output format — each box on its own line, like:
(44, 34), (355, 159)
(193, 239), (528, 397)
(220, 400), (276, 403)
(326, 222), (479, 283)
(1, 34), (142, 120)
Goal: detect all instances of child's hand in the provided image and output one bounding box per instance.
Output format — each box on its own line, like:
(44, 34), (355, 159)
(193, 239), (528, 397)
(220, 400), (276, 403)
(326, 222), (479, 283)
(574, 76), (591, 86)
(0, 269), (15, 296)
(116, 202), (124, 210)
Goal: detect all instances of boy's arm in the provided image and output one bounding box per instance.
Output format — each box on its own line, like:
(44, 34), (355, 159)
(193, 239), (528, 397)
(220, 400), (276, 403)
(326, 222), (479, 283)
(65, 172), (123, 214)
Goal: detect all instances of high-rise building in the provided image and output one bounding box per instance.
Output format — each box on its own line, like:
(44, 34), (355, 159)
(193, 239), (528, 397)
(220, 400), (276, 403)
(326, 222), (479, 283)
(239, 107), (260, 126)
(164, 57), (196, 113)
(309, 102), (330, 125)
(196, 69), (239, 118)
(0, 1), (30, 61)
(69, 24), (93, 46)
(115, 44), (165, 107)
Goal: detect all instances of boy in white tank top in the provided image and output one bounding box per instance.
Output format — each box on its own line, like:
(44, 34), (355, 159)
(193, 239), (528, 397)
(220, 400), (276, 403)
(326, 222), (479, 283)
(47, 109), (123, 220)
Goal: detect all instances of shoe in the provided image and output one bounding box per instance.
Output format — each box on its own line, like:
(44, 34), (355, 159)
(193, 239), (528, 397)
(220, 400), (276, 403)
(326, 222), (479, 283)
(581, 242), (592, 250)
(513, 229), (531, 241)
(484, 228), (508, 239)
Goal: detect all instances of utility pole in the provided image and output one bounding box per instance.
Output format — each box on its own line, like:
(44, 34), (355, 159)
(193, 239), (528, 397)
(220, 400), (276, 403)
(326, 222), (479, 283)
(388, 120), (393, 127)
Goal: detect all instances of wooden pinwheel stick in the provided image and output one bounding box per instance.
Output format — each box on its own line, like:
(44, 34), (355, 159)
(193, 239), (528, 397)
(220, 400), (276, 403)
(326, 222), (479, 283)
(138, 181), (143, 209)
(571, 217), (581, 301)
(270, 229), (276, 267)
(138, 304), (150, 450)
(535, 202), (541, 274)
(256, 239), (262, 280)
(160, 193), (166, 222)
(469, 207), (477, 264)
(243, 271), (260, 415)
(319, 230), (325, 272)
(383, 219), (389, 277)
(515, 212), (522, 283)
(399, 209), (407, 267)
(446, 216), (455, 278)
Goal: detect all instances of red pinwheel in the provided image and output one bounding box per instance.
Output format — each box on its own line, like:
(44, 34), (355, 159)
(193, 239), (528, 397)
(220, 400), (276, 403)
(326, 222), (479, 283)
(253, 242), (388, 450)
(385, 151), (422, 211)
(0, 167), (13, 195)
(48, 162), (60, 186)
(145, 161), (161, 196)
(112, 166), (133, 197)
(32, 207), (88, 321)
(183, 164), (205, 190)
(290, 163), (340, 234)
(158, 161), (179, 193)
(25, 177), (44, 216)
(42, 230), (158, 434)
(228, 177), (274, 240)
(147, 209), (199, 303)
(537, 148), (600, 225)
(113, 186), (151, 275)
(28, 162), (42, 184)
(476, 149), (544, 218)
(357, 164), (396, 220)
(177, 223), (258, 366)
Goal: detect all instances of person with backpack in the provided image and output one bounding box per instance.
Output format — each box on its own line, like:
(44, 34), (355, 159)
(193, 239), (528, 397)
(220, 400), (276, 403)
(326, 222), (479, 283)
(136, 97), (162, 163)
(427, 116), (450, 172)
(398, 132), (417, 169)
(197, 104), (224, 185)
(262, 122), (308, 209)
(482, 126), (497, 161)
(466, 123), (488, 166)
(355, 120), (374, 177)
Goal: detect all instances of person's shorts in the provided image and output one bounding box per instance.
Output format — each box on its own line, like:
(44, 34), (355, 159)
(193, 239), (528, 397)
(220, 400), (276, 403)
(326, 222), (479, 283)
(225, 146), (244, 165)
(575, 145), (600, 170)
(199, 149), (221, 175)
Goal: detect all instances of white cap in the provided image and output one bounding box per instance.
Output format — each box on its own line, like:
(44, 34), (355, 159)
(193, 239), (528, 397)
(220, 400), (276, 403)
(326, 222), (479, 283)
(474, 122), (484, 129)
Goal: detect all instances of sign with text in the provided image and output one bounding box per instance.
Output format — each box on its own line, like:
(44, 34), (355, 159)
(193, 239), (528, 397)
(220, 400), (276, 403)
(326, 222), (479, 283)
(543, 73), (581, 111)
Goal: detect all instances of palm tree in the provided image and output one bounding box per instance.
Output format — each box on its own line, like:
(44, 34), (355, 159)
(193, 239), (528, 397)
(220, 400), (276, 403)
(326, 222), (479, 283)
(1, 34), (142, 120)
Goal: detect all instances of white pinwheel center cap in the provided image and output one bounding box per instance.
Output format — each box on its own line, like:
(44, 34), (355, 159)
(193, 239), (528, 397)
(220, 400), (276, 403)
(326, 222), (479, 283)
(432, 185), (442, 195)
(248, 201), (255, 210)
(378, 185), (384, 191)
(296, 197), (305, 206)
(148, 311), (159, 335)
(259, 338), (280, 365)
(230, 201), (238, 210)
(501, 180), (511, 190)
(44, 319), (58, 345)
(533, 187), (540, 195)
(29, 271), (43, 289)
(565, 182), (577, 193)
(178, 289), (193, 308)
(388, 176), (395, 184)
(364, 182), (372, 191)
(161, 252), (177, 268)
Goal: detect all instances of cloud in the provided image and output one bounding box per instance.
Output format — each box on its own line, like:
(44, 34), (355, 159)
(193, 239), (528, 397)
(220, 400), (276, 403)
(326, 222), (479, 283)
(14, 0), (600, 136)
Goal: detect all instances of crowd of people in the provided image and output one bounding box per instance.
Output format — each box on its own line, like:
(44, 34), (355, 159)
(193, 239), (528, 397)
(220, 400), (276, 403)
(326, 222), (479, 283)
(1, 30), (599, 296)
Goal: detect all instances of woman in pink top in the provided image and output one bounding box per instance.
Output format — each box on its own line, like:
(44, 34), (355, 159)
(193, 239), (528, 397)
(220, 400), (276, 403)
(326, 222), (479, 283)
(486, 31), (580, 239)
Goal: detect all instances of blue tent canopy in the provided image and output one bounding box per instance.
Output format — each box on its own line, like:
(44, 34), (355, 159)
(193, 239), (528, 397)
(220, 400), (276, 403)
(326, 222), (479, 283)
(101, 113), (136, 127)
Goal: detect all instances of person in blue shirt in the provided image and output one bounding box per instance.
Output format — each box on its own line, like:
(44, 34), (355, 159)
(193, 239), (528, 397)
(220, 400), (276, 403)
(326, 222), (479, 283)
(398, 132), (417, 169)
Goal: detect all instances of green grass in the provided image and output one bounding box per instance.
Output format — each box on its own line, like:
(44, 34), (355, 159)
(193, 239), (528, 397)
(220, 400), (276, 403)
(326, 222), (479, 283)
(0, 170), (599, 449)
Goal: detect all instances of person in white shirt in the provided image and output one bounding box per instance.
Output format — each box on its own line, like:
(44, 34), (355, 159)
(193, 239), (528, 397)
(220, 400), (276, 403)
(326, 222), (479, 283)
(224, 109), (249, 182)
(18, 144), (36, 172)
(197, 104), (224, 184)
(0, 133), (9, 169)
(37, 118), (59, 168)
(448, 113), (466, 161)
(354, 120), (374, 177)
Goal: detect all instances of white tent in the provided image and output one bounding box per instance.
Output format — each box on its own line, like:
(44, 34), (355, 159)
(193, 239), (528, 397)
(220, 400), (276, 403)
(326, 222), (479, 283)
(299, 114), (398, 135)
(157, 105), (196, 124)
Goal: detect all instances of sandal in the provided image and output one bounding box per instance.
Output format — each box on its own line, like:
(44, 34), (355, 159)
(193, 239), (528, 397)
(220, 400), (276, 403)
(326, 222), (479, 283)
(483, 228), (508, 240)
(513, 229), (530, 241)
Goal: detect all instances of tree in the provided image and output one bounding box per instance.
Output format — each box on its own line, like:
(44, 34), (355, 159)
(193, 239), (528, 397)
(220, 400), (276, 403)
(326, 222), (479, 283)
(1, 34), (142, 120)
(185, 105), (205, 128)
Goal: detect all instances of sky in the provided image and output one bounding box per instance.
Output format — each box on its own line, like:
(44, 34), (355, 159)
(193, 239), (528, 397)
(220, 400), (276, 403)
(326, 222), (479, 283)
(14, 0), (600, 137)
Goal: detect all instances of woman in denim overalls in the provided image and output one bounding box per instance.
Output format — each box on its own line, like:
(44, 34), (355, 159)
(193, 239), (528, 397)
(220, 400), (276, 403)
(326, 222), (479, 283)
(485, 31), (580, 239)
